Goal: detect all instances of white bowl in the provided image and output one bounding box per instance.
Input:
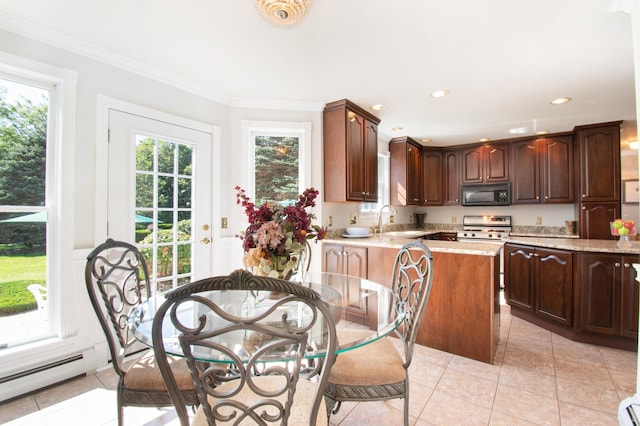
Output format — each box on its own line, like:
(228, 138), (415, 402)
(345, 226), (370, 236)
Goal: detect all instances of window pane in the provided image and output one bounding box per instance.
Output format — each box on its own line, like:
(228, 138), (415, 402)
(177, 177), (191, 208)
(136, 174), (153, 208)
(157, 176), (174, 208)
(254, 135), (299, 205)
(157, 140), (175, 174)
(178, 144), (193, 175)
(135, 138), (154, 172)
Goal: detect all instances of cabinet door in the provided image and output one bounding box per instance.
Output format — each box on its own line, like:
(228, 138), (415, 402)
(535, 248), (573, 326)
(511, 139), (540, 204)
(461, 146), (483, 183)
(363, 119), (379, 202)
(578, 253), (620, 336)
(346, 112), (367, 201)
(620, 256), (639, 339)
(389, 140), (420, 206)
(443, 149), (460, 205)
(343, 246), (368, 278)
(576, 124), (621, 202)
(323, 243), (344, 274)
(542, 135), (573, 203)
(579, 202), (620, 240)
(421, 149), (443, 205)
(504, 244), (534, 312)
(485, 144), (509, 182)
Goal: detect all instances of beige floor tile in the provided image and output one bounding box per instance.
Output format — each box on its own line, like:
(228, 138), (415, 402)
(558, 401), (618, 426)
(554, 357), (615, 390)
(448, 353), (501, 382)
(492, 384), (560, 425)
(599, 345), (638, 371)
(339, 399), (410, 425)
(556, 375), (622, 414)
(551, 336), (606, 367)
(0, 395), (38, 424)
(418, 389), (492, 425)
(502, 345), (555, 377)
(499, 364), (557, 398)
(609, 366), (637, 396)
(433, 368), (498, 409)
(32, 374), (106, 409)
(489, 409), (539, 425)
(509, 317), (553, 342)
(386, 381), (433, 418)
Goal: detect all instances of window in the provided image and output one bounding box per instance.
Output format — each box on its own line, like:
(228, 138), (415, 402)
(242, 120), (311, 203)
(360, 152), (390, 217)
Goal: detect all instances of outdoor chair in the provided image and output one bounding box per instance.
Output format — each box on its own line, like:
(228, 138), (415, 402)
(151, 269), (338, 425)
(323, 239), (434, 426)
(84, 238), (198, 426)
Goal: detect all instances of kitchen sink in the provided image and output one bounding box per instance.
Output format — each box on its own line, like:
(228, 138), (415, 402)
(383, 230), (430, 239)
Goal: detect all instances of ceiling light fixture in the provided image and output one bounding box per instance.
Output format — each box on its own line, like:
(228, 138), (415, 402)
(371, 104), (385, 111)
(479, 138), (490, 142)
(536, 130), (549, 135)
(391, 127), (404, 131)
(256, 0), (311, 25)
(509, 127), (528, 134)
(420, 138), (431, 143)
(430, 89), (450, 98)
(550, 97), (572, 105)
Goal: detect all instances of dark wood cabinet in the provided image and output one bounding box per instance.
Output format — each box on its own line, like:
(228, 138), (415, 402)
(421, 148), (443, 206)
(323, 99), (380, 203)
(511, 135), (573, 204)
(575, 122), (621, 202)
(461, 143), (509, 184)
(578, 252), (638, 339)
(505, 243), (573, 326)
(389, 137), (422, 206)
(578, 202), (620, 240)
(443, 149), (461, 205)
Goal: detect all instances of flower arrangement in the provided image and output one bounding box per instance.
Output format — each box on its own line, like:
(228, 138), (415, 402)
(235, 186), (327, 278)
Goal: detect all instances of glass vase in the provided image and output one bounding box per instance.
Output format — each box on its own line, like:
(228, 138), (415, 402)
(618, 235), (633, 249)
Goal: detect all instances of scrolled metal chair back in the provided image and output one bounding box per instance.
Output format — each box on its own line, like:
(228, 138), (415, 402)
(153, 269), (338, 425)
(85, 238), (151, 374)
(390, 239), (434, 365)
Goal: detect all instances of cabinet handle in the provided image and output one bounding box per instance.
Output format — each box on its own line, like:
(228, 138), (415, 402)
(528, 253), (534, 256)
(615, 262), (621, 267)
(536, 196), (539, 200)
(582, 206), (586, 210)
(534, 253), (539, 257)
(544, 196), (548, 199)
(582, 194), (586, 198)
(625, 263), (631, 268)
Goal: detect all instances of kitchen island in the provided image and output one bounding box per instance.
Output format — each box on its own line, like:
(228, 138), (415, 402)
(322, 235), (503, 364)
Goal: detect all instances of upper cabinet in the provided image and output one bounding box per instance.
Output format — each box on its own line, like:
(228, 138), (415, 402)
(389, 137), (422, 205)
(461, 143), (509, 184)
(323, 99), (381, 203)
(575, 122), (621, 202)
(511, 134), (574, 204)
(443, 149), (461, 205)
(421, 148), (443, 206)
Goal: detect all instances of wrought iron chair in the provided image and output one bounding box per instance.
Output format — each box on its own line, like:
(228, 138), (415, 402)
(151, 269), (338, 425)
(85, 238), (198, 425)
(323, 240), (434, 426)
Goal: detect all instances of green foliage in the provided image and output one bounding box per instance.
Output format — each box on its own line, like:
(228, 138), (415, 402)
(138, 219), (192, 278)
(254, 136), (299, 206)
(0, 253), (46, 315)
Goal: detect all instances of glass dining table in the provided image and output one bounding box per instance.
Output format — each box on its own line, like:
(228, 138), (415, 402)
(128, 271), (403, 364)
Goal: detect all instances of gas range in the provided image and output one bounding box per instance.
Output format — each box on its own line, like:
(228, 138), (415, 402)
(456, 215), (512, 241)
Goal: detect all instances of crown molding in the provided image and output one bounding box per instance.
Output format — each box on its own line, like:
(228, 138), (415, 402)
(231, 97), (324, 111)
(0, 12), (232, 106)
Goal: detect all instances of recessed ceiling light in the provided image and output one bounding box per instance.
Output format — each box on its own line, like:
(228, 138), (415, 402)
(391, 127), (403, 131)
(509, 127), (528, 134)
(535, 130), (549, 135)
(430, 89), (449, 98)
(551, 97), (572, 105)
(371, 104), (385, 111)
(479, 138), (490, 142)
(420, 138), (431, 143)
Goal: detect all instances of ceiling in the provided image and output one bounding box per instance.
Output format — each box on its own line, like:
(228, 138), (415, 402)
(0, 0), (637, 147)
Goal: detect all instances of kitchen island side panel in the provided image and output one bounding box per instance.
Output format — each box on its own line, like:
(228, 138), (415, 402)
(368, 246), (500, 364)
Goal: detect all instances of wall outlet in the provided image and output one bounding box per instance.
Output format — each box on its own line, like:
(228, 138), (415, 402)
(221, 217), (228, 228)
(536, 216), (542, 225)
(350, 215), (357, 225)
(452, 216), (457, 223)
(409, 215), (414, 223)
(390, 215), (395, 224)
(328, 216), (333, 227)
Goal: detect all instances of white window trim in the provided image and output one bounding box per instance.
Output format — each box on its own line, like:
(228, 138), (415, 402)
(0, 52), (78, 387)
(240, 120), (312, 199)
(359, 152), (390, 218)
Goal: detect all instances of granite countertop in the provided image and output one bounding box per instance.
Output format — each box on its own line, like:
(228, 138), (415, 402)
(324, 235), (503, 256)
(503, 236), (640, 255)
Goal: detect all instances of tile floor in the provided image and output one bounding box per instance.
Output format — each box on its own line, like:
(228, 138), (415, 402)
(0, 303), (636, 425)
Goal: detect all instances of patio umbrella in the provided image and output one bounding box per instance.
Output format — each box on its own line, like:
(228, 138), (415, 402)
(0, 212), (48, 222)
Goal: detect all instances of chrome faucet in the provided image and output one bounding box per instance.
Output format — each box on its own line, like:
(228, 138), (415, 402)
(376, 204), (398, 236)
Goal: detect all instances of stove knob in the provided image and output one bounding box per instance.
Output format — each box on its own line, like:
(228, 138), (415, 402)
(488, 234), (493, 238)
(497, 233), (502, 238)
(471, 233), (476, 238)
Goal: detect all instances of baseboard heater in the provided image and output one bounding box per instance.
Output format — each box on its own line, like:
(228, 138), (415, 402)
(0, 354), (85, 402)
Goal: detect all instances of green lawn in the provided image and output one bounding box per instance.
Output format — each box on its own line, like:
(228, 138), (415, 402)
(0, 253), (46, 316)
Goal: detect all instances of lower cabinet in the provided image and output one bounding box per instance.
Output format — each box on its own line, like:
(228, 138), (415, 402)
(504, 243), (573, 326)
(578, 252), (639, 339)
(322, 243), (372, 326)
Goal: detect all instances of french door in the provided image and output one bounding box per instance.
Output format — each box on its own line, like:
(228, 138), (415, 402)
(107, 110), (213, 290)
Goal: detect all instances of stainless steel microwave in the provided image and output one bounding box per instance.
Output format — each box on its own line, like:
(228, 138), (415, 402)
(461, 183), (511, 206)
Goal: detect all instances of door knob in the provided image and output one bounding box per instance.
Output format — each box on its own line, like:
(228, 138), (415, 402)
(200, 237), (211, 245)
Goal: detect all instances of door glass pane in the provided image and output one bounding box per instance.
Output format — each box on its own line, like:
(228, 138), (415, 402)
(254, 135), (299, 205)
(0, 79), (53, 348)
(135, 135), (194, 292)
